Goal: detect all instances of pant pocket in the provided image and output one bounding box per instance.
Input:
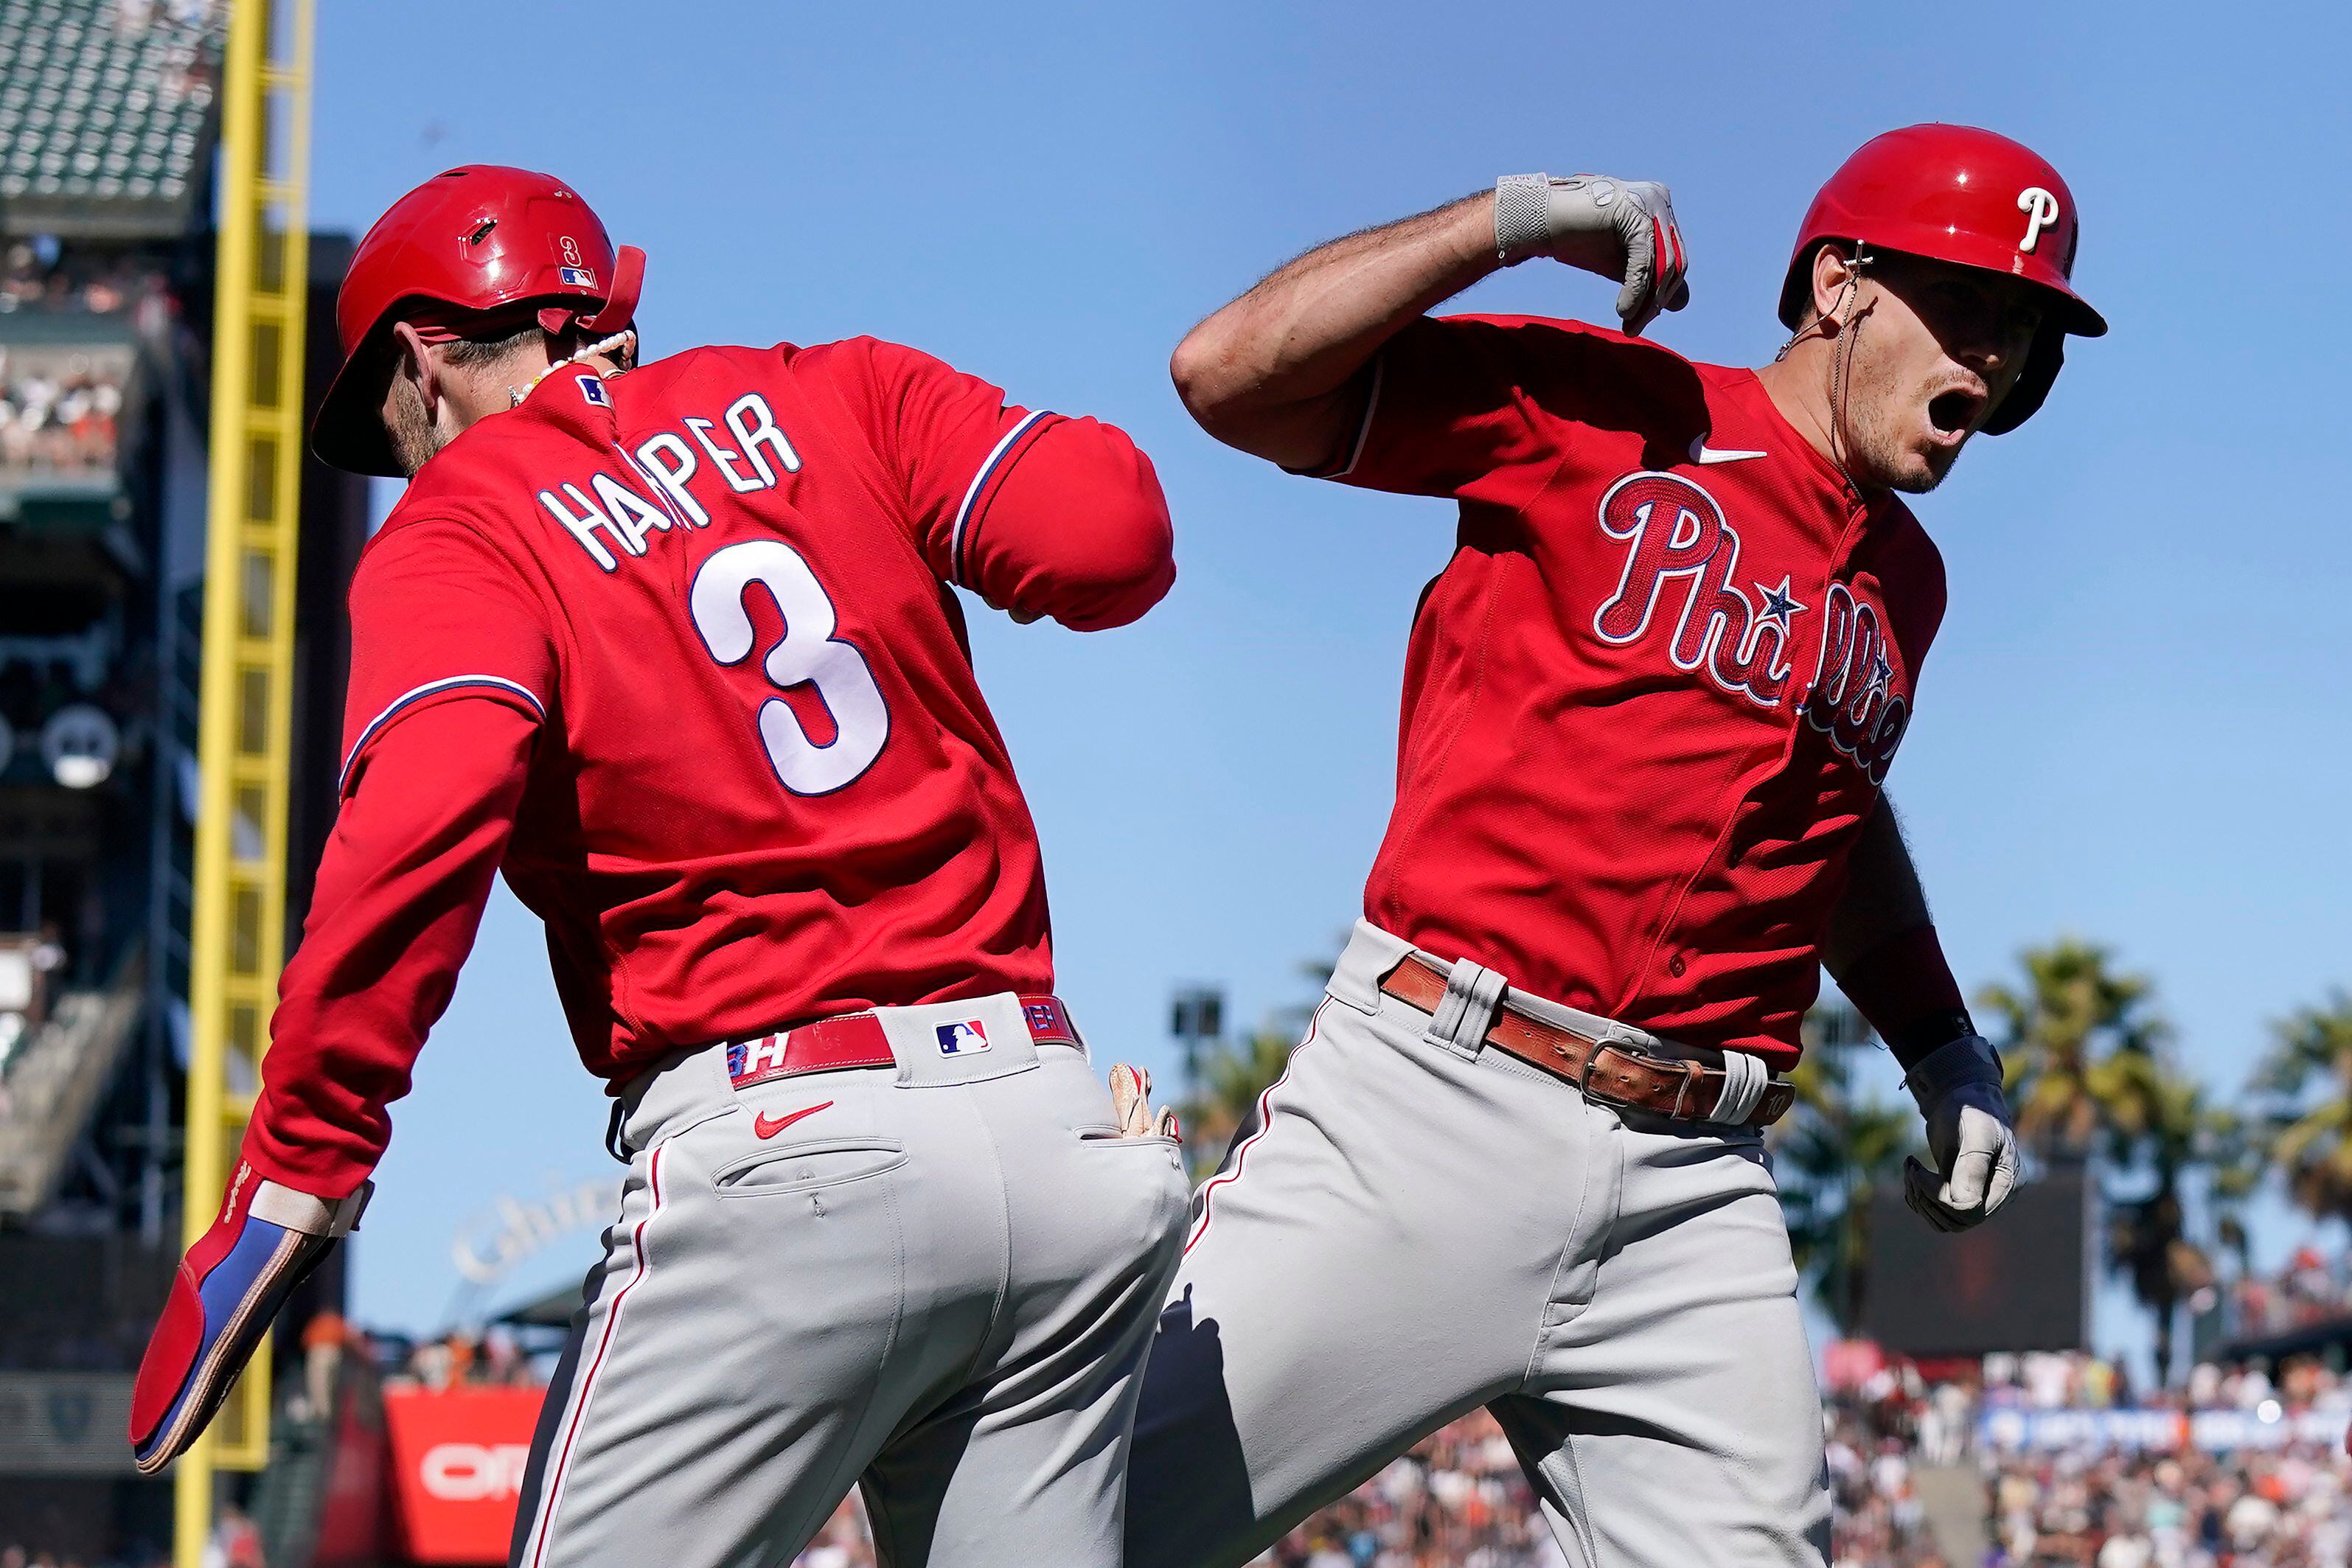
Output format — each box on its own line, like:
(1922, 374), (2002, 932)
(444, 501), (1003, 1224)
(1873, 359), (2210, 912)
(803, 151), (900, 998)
(1074, 1132), (1189, 1239)
(1075, 1125), (1183, 1146)
(709, 1137), (908, 1198)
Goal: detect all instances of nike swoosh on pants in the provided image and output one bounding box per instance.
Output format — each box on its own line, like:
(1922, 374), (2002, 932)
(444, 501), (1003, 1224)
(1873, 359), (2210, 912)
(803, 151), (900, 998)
(754, 1101), (833, 1139)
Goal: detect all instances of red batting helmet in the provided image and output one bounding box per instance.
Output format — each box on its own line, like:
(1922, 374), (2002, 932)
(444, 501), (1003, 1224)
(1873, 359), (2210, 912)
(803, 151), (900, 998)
(1778, 125), (2106, 435)
(312, 165), (645, 475)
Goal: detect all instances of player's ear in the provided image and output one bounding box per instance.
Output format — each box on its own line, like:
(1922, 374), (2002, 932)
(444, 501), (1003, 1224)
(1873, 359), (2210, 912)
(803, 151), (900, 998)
(1809, 243), (1858, 330)
(388, 320), (442, 419)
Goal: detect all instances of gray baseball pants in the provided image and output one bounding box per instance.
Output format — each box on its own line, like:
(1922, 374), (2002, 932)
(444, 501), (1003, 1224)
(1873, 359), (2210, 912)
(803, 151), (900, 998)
(511, 992), (1189, 1568)
(1126, 920), (1829, 1568)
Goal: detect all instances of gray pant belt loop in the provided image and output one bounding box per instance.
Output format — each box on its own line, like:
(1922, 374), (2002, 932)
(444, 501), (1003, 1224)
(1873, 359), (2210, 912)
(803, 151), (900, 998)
(1710, 1048), (1770, 1124)
(1424, 958), (1508, 1059)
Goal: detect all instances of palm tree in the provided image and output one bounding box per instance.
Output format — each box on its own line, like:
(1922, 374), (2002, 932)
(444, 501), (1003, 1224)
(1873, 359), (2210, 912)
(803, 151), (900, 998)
(1977, 938), (2208, 1380)
(2251, 990), (2352, 1222)
(2200, 1105), (2264, 1282)
(2103, 1063), (2213, 1380)
(1175, 947), (1341, 1180)
(1178, 1026), (1295, 1177)
(1977, 938), (2169, 1157)
(1772, 1005), (1921, 1334)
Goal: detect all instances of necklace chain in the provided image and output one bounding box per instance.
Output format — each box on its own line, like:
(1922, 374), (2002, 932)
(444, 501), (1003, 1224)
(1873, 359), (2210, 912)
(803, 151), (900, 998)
(509, 329), (639, 408)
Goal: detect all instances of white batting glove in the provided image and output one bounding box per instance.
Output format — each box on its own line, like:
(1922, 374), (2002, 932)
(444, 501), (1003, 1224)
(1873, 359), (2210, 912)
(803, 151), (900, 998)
(1109, 1063), (1180, 1140)
(1902, 1036), (2020, 1232)
(1493, 173), (1691, 335)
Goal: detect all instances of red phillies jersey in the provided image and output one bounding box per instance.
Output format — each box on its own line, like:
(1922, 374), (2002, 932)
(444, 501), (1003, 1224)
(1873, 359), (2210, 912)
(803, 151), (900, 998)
(1326, 314), (1946, 1065)
(248, 337), (1172, 1193)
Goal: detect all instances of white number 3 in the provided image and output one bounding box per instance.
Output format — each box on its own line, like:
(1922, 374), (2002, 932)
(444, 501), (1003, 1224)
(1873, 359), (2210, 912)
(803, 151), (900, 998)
(689, 540), (889, 795)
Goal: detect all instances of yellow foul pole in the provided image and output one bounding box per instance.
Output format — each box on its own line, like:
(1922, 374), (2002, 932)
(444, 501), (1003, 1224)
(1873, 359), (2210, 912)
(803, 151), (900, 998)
(175, 0), (315, 1559)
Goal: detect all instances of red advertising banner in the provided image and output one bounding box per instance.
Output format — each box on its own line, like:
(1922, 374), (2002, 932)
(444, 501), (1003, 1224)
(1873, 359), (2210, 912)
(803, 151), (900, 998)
(1820, 1338), (1890, 1393)
(383, 1385), (546, 1566)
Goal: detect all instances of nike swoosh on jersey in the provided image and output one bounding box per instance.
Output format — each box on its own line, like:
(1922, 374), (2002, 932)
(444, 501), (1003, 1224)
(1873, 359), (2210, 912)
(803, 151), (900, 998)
(1691, 442), (1770, 464)
(754, 1101), (835, 1139)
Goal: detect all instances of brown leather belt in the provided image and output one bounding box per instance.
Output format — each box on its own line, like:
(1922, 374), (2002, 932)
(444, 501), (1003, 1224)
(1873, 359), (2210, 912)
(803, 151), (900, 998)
(1379, 956), (1795, 1128)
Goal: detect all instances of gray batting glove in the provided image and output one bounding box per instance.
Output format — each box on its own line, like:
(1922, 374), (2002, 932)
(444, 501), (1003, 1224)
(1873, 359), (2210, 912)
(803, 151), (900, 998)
(1493, 173), (1691, 335)
(1901, 1035), (2020, 1232)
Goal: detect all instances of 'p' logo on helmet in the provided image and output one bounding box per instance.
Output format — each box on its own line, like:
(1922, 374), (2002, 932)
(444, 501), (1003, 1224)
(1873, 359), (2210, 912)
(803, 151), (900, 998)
(2017, 187), (2061, 253)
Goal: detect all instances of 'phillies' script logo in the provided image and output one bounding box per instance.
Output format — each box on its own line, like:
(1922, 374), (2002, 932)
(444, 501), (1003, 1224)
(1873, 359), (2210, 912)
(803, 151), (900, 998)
(1591, 471), (1909, 783)
(1801, 582), (1909, 784)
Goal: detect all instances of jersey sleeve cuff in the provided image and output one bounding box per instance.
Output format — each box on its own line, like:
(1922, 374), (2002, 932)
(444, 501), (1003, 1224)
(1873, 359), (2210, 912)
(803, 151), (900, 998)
(950, 410), (1065, 585)
(237, 1115), (377, 1205)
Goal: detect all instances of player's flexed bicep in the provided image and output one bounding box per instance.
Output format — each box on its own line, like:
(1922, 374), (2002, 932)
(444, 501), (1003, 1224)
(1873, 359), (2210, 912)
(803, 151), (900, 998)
(836, 336), (1175, 631)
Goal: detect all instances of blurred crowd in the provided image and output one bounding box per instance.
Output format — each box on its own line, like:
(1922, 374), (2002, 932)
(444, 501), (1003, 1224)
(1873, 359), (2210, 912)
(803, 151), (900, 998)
(2231, 1250), (2352, 1345)
(0, 237), (169, 480)
(1972, 1348), (2348, 1418)
(793, 1412), (1563, 1568)
(1829, 1350), (2352, 1567)
(0, 242), (162, 318)
(0, 347), (125, 475)
(1986, 1443), (2350, 1568)
(0, 929), (66, 1084)
(376, 1323), (538, 1390)
(275, 1314), (538, 1427)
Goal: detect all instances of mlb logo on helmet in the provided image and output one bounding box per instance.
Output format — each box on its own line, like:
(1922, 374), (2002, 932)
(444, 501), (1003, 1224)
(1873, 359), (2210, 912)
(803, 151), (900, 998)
(936, 1020), (990, 1056)
(558, 264), (598, 288)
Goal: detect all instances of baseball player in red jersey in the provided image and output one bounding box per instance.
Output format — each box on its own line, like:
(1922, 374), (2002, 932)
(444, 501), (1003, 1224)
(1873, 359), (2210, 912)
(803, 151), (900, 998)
(129, 166), (1190, 1567)
(1125, 126), (2104, 1567)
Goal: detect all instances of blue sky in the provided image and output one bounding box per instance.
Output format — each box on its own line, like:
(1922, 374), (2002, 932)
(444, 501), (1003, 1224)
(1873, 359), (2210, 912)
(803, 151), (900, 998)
(307, 1), (2352, 1339)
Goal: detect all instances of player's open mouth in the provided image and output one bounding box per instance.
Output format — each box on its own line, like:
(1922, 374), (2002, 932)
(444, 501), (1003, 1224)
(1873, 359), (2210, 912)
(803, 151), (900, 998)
(1926, 388), (1983, 443)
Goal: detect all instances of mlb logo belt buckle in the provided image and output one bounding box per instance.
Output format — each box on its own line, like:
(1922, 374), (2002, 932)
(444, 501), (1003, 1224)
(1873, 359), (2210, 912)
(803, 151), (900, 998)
(728, 993), (1081, 1090)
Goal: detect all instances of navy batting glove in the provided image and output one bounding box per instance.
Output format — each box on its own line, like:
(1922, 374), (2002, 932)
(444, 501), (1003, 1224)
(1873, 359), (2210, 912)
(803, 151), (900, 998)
(130, 1163), (369, 1473)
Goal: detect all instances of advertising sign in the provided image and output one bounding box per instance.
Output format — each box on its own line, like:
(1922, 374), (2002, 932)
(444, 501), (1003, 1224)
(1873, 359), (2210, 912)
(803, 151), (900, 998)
(383, 1384), (546, 1565)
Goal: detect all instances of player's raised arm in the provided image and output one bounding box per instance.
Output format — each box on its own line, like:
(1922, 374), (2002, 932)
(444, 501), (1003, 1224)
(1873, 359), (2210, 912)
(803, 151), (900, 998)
(1170, 175), (1691, 473)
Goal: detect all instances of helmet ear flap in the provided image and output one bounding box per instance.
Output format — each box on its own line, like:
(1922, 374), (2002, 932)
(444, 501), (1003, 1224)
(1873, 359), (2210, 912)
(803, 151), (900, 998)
(1981, 328), (2064, 436)
(577, 245), (644, 335)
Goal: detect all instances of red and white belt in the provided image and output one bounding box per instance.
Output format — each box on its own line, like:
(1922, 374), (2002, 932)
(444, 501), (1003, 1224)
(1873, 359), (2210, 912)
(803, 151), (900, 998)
(725, 995), (1080, 1090)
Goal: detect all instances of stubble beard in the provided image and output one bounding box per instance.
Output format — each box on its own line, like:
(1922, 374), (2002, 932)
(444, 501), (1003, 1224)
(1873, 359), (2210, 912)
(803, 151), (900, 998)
(385, 377), (446, 479)
(1848, 405), (1952, 495)
(1834, 344), (1955, 497)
